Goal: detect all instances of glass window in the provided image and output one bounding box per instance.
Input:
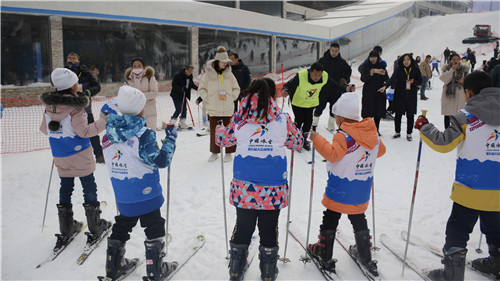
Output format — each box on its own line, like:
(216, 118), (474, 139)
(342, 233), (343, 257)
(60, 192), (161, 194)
(1, 14), (51, 86)
(277, 37), (318, 70)
(199, 29), (271, 76)
(63, 18), (190, 82)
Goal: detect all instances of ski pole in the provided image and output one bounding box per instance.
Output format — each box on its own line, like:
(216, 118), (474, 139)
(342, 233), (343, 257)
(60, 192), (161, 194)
(301, 147), (315, 262)
(371, 181), (380, 251)
(402, 109), (427, 276)
(186, 97), (195, 127)
(165, 164), (171, 255)
(281, 61), (285, 109)
(476, 234), (483, 253)
(218, 119), (230, 259)
(280, 150), (295, 263)
(41, 159), (55, 233)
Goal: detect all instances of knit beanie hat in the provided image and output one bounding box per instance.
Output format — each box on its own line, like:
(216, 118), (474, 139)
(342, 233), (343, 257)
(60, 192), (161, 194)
(51, 68), (79, 91)
(117, 86), (146, 116)
(332, 92), (362, 121)
(214, 46), (231, 63)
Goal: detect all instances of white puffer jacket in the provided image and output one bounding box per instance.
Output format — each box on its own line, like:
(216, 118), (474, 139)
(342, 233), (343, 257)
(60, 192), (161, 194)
(198, 60), (240, 117)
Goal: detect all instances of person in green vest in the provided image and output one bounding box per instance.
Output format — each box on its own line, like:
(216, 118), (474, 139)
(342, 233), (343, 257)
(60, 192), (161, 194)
(281, 62), (355, 151)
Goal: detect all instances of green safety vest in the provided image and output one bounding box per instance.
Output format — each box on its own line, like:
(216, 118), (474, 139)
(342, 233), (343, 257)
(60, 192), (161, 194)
(291, 69), (328, 108)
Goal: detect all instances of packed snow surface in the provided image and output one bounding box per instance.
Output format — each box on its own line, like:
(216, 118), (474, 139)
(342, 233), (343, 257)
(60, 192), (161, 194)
(1, 11), (499, 281)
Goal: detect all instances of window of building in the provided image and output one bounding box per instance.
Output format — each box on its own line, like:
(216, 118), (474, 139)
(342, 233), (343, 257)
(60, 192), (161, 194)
(277, 37), (318, 71)
(1, 14), (51, 86)
(63, 18), (190, 83)
(199, 29), (271, 76)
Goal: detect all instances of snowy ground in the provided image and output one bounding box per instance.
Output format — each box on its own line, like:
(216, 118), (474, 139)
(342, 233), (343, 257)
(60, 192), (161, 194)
(1, 11), (499, 281)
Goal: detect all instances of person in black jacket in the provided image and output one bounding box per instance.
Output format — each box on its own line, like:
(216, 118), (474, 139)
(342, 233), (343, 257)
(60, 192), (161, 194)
(66, 52), (104, 163)
(313, 42), (352, 132)
(170, 65), (198, 129)
(360, 50), (389, 134)
(379, 53), (422, 141)
(444, 47), (451, 64)
(230, 53), (251, 111)
(469, 51), (477, 71)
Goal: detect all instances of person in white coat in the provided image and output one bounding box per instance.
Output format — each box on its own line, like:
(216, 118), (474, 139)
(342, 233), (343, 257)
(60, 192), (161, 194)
(198, 46), (240, 162)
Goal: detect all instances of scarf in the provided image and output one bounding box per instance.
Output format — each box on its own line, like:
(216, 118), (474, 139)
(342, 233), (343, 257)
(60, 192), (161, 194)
(445, 64), (464, 98)
(131, 69), (144, 89)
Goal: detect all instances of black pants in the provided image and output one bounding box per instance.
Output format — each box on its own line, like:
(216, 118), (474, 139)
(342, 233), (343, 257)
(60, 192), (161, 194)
(171, 95), (187, 119)
(230, 207), (280, 248)
(313, 93), (337, 118)
(321, 209), (368, 233)
(109, 209), (165, 243)
(373, 117), (381, 132)
(444, 202), (500, 250)
(292, 105), (314, 134)
(87, 113), (103, 158)
(394, 112), (414, 135)
(444, 115), (451, 129)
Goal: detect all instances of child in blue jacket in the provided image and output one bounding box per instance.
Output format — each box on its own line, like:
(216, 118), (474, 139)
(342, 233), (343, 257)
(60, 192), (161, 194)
(101, 85), (178, 281)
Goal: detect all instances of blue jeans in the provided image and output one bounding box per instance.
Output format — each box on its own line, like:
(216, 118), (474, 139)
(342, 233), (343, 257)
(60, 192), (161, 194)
(444, 202), (500, 250)
(171, 95), (187, 119)
(59, 173), (98, 205)
(420, 76), (430, 98)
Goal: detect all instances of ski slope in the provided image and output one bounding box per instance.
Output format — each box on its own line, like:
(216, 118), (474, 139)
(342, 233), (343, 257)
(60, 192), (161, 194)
(2, 11), (499, 281)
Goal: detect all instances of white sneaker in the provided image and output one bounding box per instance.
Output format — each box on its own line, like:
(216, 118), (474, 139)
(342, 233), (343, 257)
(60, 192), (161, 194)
(224, 153), (233, 162)
(208, 153), (219, 162)
(180, 118), (192, 129)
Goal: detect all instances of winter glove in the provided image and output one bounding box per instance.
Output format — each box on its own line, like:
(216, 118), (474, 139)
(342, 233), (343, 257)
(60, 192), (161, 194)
(414, 115), (429, 131)
(164, 125), (178, 143)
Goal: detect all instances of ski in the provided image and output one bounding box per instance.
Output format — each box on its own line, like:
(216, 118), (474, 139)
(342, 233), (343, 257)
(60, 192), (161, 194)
(76, 223), (113, 265)
(335, 231), (380, 281)
(97, 258), (144, 281)
(143, 234), (205, 281)
(379, 233), (432, 280)
(230, 236), (259, 281)
(36, 221), (86, 268)
(400, 231), (499, 280)
(287, 227), (340, 281)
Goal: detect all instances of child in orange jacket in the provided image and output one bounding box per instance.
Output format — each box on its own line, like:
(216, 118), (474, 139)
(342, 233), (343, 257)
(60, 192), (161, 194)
(307, 92), (386, 277)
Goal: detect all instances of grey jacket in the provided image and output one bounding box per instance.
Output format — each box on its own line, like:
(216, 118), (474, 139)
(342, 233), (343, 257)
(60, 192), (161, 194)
(421, 87), (500, 150)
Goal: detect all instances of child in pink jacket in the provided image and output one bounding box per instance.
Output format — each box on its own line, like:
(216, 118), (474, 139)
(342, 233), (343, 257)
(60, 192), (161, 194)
(40, 68), (110, 252)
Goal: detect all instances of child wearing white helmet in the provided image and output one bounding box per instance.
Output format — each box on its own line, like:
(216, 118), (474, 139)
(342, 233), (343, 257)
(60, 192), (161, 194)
(39, 68), (111, 253)
(100, 85), (178, 280)
(307, 92), (386, 277)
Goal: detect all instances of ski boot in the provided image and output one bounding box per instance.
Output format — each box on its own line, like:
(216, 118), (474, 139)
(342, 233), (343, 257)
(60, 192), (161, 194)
(350, 229), (378, 277)
(105, 238), (138, 280)
(302, 132), (311, 151)
(259, 246), (279, 281)
(308, 229), (337, 273)
(428, 247), (467, 281)
(472, 244), (500, 279)
(229, 242), (249, 281)
(312, 115), (320, 132)
(83, 202), (112, 245)
(54, 204), (83, 252)
(327, 116), (337, 133)
(144, 237), (178, 281)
